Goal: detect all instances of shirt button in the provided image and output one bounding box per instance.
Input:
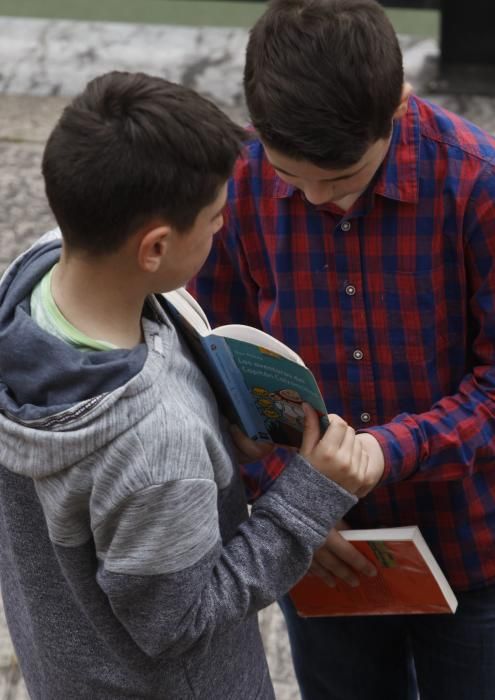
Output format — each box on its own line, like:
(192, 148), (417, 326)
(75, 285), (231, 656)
(360, 412), (371, 423)
(353, 349), (364, 360)
(341, 221), (351, 232)
(345, 284), (356, 296)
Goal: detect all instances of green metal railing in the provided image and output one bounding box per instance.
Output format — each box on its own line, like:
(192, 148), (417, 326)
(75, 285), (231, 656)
(0, 0), (438, 34)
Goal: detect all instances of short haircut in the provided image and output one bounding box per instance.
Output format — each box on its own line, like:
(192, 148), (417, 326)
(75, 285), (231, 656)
(42, 71), (246, 254)
(244, 0), (404, 167)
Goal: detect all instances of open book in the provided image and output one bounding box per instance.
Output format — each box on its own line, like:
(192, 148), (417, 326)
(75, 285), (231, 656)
(290, 526), (458, 616)
(162, 288), (328, 447)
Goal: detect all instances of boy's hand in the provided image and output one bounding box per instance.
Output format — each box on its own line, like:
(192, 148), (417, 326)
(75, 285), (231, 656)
(309, 522), (378, 588)
(229, 424), (275, 464)
(299, 404), (369, 495)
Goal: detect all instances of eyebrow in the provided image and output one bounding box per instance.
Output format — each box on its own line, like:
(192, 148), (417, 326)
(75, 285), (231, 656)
(272, 162), (367, 183)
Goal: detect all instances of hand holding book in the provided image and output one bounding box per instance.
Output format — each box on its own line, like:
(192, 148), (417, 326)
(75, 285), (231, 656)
(299, 407), (385, 497)
(291, 525), (458, 616)
(300, 406), (378, 496)
(310, 522), (378, 589)
(230, 401), (378, 498)
(163, 288), (384, 495)
(228, 424), (275, 464)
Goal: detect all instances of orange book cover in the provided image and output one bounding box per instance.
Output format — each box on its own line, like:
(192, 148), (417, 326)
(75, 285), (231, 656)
(290, 527), (458, 616)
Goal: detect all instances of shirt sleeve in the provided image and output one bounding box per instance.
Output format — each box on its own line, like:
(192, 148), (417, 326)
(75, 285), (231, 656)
(366, 163), (495, 484)
(94, 455), (356, 659)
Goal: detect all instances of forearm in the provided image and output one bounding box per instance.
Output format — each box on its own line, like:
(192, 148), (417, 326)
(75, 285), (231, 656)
(98, 455), (356, 659)
(367, 367), (495, 484)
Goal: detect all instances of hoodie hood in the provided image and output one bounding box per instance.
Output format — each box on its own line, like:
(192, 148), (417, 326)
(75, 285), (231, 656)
(0, 231), (165, 478)
(0, 232), (148, 423)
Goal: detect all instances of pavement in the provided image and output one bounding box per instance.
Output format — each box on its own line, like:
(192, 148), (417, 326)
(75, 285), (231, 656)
(1, 13), (495, 700)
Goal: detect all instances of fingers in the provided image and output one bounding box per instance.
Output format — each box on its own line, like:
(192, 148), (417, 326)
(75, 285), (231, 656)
(324, 530), (376, 575)
(313, 544), (360, 587)
(313, 528), (378, 586)
(312, 416), (364, 493)
(318, 413), (349, 451)
(299, 403), (323, 458)
(229, 425), (274, 464)
(298, 411), (381, 497)
(309, 558), (337, 588)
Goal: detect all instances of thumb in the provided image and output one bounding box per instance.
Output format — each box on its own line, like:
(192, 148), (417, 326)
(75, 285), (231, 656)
(299, 403), (321, 458)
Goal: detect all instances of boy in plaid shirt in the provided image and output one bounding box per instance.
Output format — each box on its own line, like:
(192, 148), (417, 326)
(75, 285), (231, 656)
(190, 1), (495, 698)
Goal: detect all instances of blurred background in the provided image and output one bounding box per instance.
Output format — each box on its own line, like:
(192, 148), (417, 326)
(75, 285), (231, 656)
(0, 1), (494, 698)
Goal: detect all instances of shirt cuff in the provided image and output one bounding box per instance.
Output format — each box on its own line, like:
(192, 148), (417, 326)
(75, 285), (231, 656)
(361, 415), (422, 484)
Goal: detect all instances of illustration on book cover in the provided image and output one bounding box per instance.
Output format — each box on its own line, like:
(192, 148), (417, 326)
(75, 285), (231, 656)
(224, 339), (327, 444)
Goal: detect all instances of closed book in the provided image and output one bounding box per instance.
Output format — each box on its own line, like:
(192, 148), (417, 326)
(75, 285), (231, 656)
(290, 526), (458, 616)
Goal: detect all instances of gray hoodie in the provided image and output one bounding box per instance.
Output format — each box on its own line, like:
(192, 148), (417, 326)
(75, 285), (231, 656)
(0, 231), (356, 699)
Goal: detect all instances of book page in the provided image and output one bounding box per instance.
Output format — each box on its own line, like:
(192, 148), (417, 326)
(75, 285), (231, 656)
(212, 325), (304, 365)
(342, 526), (418, 542)
(165, 288), (303, 364)
(163, 288), (210, 334)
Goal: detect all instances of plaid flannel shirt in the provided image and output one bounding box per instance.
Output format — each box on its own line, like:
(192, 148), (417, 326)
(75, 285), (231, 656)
(189, 95), (495, 591)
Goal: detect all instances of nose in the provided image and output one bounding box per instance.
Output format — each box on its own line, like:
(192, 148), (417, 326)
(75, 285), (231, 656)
(302, 184), (333, 206)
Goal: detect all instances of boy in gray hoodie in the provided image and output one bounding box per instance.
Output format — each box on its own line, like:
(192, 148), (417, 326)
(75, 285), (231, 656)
(0, 71), (379, 699)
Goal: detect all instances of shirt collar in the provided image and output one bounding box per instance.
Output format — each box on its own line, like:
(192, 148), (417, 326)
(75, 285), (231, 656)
(272, 174), (296, 199)
(269, 95), (420, 204)
(373, 95), (420, 204)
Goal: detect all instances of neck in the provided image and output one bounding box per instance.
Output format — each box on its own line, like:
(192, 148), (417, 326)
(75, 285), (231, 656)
(51, 248), (146, 349)
(332, 192), (362, 212)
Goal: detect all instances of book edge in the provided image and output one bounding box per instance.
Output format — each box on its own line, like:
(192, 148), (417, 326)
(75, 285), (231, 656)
(342, 526), (458, 613)
(212, 324), (305, 365)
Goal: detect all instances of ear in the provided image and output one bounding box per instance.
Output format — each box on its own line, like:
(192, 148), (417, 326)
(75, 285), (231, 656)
(392, 82), (413, 120)
(137, 225), (172, 273)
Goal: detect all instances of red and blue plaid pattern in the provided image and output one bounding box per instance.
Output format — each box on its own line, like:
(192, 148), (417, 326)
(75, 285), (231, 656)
(189, 96), (495, 591)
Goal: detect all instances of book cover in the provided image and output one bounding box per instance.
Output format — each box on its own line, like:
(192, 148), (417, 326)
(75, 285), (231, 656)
(290, 526), (458, 616)
(162, 289), (328, 447)
(214, 336), (328, 446)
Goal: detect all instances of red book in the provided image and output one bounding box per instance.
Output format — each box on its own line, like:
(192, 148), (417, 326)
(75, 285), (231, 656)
(290, 526), (458, 616)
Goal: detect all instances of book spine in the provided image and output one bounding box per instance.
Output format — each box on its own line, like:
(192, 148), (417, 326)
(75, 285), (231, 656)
(201, 336), (271, 442)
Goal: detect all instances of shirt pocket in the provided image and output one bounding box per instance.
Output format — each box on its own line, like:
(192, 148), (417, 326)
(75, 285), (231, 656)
(380, 270), (449, 366)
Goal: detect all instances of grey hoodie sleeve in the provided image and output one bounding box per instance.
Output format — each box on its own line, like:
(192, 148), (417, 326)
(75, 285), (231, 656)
(95, 454), (356, 659)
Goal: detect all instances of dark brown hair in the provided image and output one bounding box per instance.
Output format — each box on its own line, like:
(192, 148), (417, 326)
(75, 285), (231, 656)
(42, 71), (245, 254)
(244, 0), (404, 167)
